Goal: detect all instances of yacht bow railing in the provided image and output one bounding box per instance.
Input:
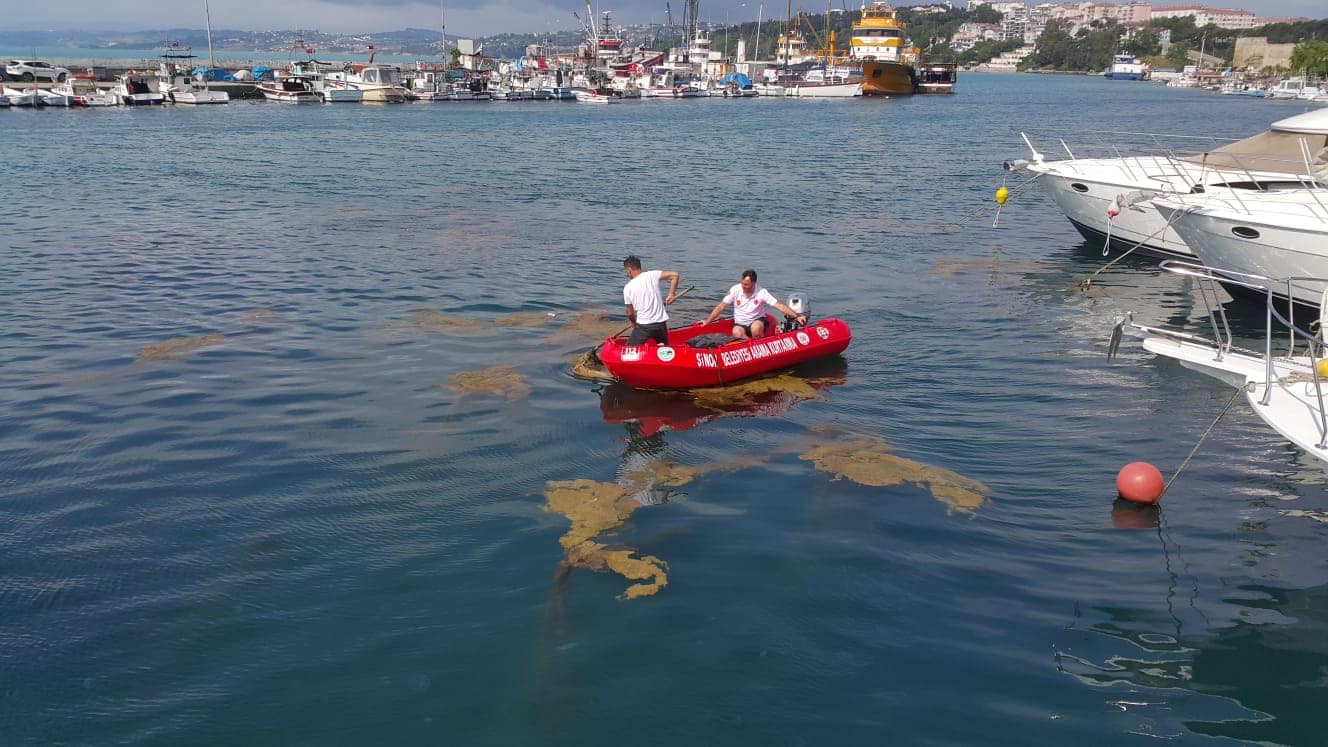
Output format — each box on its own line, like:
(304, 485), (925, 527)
(1015, 127), (1324, 194)
(1133, 260), (1328, 446)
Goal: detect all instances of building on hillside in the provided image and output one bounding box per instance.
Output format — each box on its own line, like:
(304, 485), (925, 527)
(1151, 6), (1257, 30)
(1043, 2), (1152, 29)
(951, 22), (1004, 51)
(1256, 17), (1311, 25)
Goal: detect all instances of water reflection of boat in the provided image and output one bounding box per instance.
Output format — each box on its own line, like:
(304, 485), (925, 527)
(599, 357), (848, 437)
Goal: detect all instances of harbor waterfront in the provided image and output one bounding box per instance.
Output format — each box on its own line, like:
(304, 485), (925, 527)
(2, 76), (1327, 744)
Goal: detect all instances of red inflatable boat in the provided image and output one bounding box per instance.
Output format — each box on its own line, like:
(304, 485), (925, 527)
(597, 315), (852, 389)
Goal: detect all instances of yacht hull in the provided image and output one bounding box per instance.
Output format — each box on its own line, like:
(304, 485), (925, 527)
(1159, 207), (1328, 307)
(1035, 172), (1195, 258)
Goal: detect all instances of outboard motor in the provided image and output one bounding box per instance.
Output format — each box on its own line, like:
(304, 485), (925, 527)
(781, 293), (810, 333)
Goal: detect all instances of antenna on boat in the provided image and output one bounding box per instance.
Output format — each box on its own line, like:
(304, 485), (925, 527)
(440, 0), (448, 65)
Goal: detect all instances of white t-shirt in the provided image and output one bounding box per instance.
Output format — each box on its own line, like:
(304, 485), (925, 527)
(724, 283), (780, 326)
(623, 270), (669, 325)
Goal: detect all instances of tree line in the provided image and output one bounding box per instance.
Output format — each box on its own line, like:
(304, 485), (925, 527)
(1023, 16), (1328, 73)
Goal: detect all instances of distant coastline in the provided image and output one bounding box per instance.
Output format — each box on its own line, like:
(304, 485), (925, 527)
(0, 46), (436, 68)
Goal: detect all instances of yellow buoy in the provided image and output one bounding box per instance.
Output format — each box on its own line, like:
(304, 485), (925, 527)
(995, 186), (1009, 206)
(1316, 358), (1328, 378)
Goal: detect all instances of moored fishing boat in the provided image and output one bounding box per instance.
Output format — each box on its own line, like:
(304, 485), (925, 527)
(915, 61), (956, 94)
(258, 76), (323, 103)
(598, 315), (851, 389)
(852, 1), (918, 96)
(1104, 53), (1147, 80)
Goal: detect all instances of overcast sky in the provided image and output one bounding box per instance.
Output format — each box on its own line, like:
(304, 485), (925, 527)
(7, 0), (1324, 38)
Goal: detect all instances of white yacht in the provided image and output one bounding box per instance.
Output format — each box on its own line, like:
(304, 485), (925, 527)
(1151, 177), (1328, 308)
(1121, 261), (1328, 466)
(1015, 108), (1328, 258)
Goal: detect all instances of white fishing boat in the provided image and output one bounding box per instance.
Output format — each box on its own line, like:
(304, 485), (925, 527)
(2, 86), (38, 106)
(1013, 108), (1328, 258)
(1151, 181), (1328, 309)
(573, 89), (615, 104)
(1268, 77), (1315, 100)
(53, 78), (118, 107)
(1119, 261), (1328, 466)
(783, 67), (862, 98)
(325, 61), (409, 103)
(37, 90), (74, 107)
(257, 76), (323, 104)
(109, 74), (166, 105)
(407, 69), (449, 101)
(290, 59), (362, 102)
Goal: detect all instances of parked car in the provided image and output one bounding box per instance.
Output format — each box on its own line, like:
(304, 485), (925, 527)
(6, 60), (70, 82)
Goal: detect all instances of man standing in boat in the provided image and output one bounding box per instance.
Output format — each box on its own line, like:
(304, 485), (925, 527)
(702, 269), (807, 340)
(622, 256), (681, 346)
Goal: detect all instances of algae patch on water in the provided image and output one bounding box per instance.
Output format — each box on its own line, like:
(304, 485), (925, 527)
(550, 311), (623, 345)
(409, 309), (491, 337)
(495, 311), (557, 328)
(800, 433), (989, 515)
(690, 372), (827, 409)
(135, 334), (227, 364)
(443, 365), (530, 400)
(543, 479), (669, 600)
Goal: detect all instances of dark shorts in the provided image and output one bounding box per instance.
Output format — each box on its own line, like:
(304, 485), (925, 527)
(735, 319), (766, 337)
(627, 322), (669, 346)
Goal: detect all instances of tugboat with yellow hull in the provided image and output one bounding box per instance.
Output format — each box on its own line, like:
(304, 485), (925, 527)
(851, 1), (919, 96)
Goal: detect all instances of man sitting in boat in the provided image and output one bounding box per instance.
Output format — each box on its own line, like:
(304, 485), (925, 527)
(702, 269), (807, 340)
(622, 255), (681, 345)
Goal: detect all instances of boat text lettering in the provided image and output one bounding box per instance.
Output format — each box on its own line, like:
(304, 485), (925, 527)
(720, 337), (798, 366)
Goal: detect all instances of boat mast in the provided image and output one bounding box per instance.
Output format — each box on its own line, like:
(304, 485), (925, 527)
(440, 0), (447, 65)
(204, 0), (216, 69)
(784, 0), (791, 73)
(754, 3), (763, 62)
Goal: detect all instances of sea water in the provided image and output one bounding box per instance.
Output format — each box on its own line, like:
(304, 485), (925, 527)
(1, 75), (1325, 744)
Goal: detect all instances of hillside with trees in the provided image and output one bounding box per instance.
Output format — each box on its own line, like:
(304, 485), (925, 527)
(1023, 17), (1328, 73)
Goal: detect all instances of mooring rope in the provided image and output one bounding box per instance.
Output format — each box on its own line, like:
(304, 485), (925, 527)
(1078, 205), (1188, 292)
(1161, 386), (1244, 498)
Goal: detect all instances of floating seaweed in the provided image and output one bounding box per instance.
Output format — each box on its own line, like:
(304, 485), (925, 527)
(689, 372), (828, 410)
(495, 311), (558, 328)
(799, 433), (989, 515)
(409, 309), (491, 336)
(135, 334), (227, 364)
(925, 256), (1046, 280)
(543, 478), (670, 600)
(443, 365), (530, 400)
(549, 310), (624, 345)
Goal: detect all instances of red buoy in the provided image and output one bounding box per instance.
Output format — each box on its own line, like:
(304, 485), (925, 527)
(1116, 462), (1165, 505)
